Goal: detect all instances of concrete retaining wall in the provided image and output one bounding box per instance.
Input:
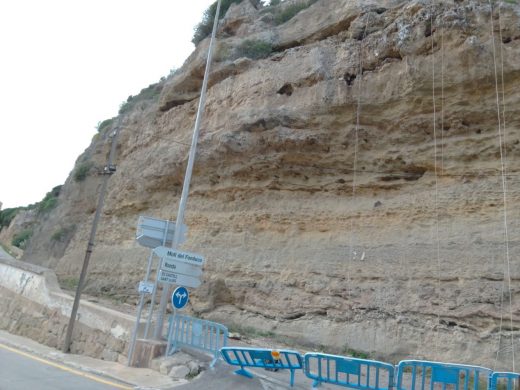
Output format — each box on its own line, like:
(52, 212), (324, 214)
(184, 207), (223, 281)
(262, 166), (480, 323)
(0, 258), (140, 361)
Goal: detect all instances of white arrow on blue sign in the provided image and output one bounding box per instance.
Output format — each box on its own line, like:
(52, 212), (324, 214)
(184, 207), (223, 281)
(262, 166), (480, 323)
(158, 269), (201, 288)
(171, 286), (189, 310)
(153, 246), (205, 267)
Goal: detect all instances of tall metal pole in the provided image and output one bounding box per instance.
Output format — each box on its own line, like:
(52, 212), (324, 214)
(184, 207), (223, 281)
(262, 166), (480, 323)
(153, 0), (222, 339)
(62, 123), (121, 353)
(126, 251), (154, 365)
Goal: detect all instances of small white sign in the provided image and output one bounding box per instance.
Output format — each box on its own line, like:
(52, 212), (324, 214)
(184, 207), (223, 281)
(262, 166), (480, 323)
(161, 258), (203, 278)
(138, 281), (155, 294)
(158, 270), (201, 288)
(153, 247), (205, 267)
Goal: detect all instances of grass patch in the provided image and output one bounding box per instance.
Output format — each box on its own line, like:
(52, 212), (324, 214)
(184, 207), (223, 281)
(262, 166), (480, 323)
(235, 39), (273, 60)
(11, 229), (33, 249)
(74, 162), (93, 182)
(60, 277), (80, 291)
(228, 324), (276, 339)
(342, 346), (370, 359)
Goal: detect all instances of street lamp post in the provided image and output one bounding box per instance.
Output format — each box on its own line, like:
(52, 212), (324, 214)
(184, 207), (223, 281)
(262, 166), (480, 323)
(153, 0), (222, 339)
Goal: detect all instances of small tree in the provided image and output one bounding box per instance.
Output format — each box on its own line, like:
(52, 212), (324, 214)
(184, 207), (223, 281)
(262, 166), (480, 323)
(12, 229), (33, 249)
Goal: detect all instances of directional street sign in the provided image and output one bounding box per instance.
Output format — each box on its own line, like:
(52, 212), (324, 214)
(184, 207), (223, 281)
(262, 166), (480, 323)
(153, 247), (205, 267)
(135, 216), (188, 248)
(158, 270), (201, 288)
(171, 286), (189, 310)
(162, 258), (202, 278)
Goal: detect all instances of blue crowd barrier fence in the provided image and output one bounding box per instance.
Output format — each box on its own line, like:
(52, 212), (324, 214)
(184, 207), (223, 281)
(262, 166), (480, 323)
(490, 372), (519, 390)
(220, 346), (304, 387)
(304, 352), (395, 389)
(396, 360), (493, 390)
(166, 314), (228, 366)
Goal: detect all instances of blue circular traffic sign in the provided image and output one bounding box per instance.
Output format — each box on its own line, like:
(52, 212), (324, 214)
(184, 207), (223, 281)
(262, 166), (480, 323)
(171, 286), (189, 310)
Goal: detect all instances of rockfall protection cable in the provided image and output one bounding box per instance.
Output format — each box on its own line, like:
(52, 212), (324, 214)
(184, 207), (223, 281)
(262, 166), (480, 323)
(488, 0), (515, 372)
(430, 0), (443, 358)
(345, 4), (372, 352)
(440, 7), (445, 175)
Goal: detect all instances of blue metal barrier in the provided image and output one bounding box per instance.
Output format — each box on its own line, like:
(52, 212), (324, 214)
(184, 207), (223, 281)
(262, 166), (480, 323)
(166, 314), (228, 366)
(304, 353), (395, 389)
(220, 347), (304, 387)
(490, 372), (519, 390)
(396, 360), (493, 390)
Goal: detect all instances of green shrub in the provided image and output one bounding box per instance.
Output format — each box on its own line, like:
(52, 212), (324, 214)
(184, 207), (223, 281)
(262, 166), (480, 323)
(12, 229), (33, 249)
(192, 0), (263, 45)
(38, 197), (57, 213)
(274, 0), (317, 25)
(96, 118), (115, 133)
(270, 0), (281, 5)
(74, 162), (93, 182)
(51, 226), (74, 242)
(0, 208), (23, 229)
(236, 39), (273, 59)
(37, 185), (62, 213)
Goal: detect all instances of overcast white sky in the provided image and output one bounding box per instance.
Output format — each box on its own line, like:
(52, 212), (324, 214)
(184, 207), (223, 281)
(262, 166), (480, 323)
(0, 0), (216, 209)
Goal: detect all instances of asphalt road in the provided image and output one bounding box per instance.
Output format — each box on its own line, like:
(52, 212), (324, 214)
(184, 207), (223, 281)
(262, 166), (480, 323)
(0, 343), (132, 390)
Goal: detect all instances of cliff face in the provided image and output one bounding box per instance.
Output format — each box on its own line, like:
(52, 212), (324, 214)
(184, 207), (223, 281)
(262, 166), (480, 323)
(11, 0), (520, 368)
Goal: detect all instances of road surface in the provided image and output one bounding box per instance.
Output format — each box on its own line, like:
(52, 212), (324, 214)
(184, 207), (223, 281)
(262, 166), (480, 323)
(0, 343), (132, 390)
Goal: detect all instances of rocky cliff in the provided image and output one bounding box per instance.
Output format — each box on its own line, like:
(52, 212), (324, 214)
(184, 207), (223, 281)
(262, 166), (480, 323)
(5, 0), (520, 368)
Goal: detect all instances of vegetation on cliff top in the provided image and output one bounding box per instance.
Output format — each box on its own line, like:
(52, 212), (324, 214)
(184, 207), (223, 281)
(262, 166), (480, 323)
(0, 208), (22, 229)
(0, 185), (62, 233)
(193, 0), (319, 46)
(37, 185), (61, 214)
(118, 82), (163, 115)
(193, 0), (243, 45)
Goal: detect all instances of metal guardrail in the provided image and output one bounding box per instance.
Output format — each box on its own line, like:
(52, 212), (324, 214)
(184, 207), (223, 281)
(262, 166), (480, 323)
(396, 360), (493, 390)
(166, 314), (228, 366)
(220, 347), (304, 387)
(490, 372), (519, 390)
(304, 353), (395, 389)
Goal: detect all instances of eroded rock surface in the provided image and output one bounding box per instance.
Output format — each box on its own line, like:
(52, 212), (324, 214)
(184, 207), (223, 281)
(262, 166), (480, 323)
(9, 0), (520, 368)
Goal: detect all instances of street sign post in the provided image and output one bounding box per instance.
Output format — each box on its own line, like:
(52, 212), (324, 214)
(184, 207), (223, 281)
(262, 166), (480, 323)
(171, 286), (189, 310)
(158, 270), (201, 288)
